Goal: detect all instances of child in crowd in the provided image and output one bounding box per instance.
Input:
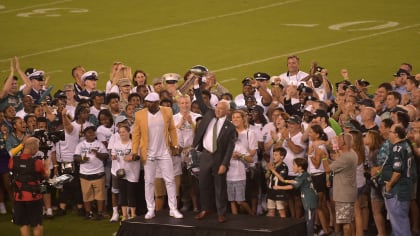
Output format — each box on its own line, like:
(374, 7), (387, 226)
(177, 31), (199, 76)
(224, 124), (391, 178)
(74, 126), (109, 220)
(274, 158), (318, 236)
(266, 147), (289, 218)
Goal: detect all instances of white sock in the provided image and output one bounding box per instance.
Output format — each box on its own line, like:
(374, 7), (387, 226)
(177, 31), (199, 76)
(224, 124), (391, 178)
(113, 207), (118, 214)
(47, 208), (53, 215)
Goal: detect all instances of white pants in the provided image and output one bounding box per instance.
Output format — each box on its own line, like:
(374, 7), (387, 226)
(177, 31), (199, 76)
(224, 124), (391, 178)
(144, 157), (177, 211)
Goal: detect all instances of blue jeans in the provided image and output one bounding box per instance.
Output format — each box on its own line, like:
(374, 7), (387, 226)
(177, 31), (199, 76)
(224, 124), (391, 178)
(305, 208), (316, 236)
(384, 193), (411, 236)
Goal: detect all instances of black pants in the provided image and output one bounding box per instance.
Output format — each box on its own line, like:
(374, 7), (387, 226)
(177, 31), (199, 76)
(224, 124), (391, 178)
(198, 151), (227, 216)
(118, 178), (137, 207)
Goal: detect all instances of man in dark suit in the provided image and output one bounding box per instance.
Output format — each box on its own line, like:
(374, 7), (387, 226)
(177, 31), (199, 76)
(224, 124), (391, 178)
(192, 77), (236, 223)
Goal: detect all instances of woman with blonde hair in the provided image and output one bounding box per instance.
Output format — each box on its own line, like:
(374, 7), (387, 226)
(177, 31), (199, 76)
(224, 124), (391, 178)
(227, 109), (256, 215)
(107, 62), (132, 94)
(264, 112), (290, 153)
(106, 62), (124, 94)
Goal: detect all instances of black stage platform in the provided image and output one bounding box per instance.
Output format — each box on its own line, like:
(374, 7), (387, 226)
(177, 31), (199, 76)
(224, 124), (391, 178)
(116, 211), (306, 236)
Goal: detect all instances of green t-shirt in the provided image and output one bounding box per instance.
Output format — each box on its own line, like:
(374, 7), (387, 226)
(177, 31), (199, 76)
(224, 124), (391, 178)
(381, 139), (416, 201)
(0, 91), (24, 112)
(292, 172), (318, 210)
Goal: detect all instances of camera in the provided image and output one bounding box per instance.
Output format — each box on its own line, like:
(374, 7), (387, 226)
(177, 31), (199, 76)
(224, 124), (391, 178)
(33, 129), (65, 143)
(39, 180), (50, 194)
(33, 129), (65, 154)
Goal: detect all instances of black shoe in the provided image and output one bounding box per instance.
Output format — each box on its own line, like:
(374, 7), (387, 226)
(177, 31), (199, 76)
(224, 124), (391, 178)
(56, 208), (66, 216)
(77, 208), (85, 217)
(94, 213), (104, 221)
(84, 211), (94, 220)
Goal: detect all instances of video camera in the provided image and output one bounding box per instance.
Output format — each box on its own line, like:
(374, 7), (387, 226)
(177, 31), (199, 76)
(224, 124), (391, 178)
(33, 129), (65, 143)
(32, 129), (65, 154)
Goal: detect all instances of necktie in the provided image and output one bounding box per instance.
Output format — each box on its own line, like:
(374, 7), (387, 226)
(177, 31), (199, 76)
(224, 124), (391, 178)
(212, 118), (218, 152)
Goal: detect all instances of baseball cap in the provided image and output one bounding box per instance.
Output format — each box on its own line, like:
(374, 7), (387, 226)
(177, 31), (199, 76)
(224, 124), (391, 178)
(117, 78), (131, 87)
(144, 92), (160, 102)
(287, 115), (302, 124)
(115, 115), (128, 124)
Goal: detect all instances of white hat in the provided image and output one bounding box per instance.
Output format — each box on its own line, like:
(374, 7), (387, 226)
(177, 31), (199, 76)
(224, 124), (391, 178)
(115, 115), (128, 124)
(28, 70), (45, 81)
(81, 71), (98, 82)
(162, 73), (180, 82)
(144, 92), (160, 102)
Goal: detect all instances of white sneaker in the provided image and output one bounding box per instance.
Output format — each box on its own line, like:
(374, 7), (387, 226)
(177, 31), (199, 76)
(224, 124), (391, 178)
(144, 211), (155, 220)
(169, 209), (183, 219)
(110, 212), (119, 222)
(0, 203), (7, 214)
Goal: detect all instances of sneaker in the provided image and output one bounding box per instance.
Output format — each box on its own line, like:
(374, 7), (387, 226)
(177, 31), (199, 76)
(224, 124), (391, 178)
(144, 210), (155, 220)
(0, 203), (7, 215)
(56, 208), (66, 216)
(77, 208), (85, 217)
(95, 213), (104, 220)
(169, 209), (183, 219)
(45, 208), (54, 219)
(85, 211), (94, 220)
(110, 212), (119, 222)
(180, 205), (190, 212)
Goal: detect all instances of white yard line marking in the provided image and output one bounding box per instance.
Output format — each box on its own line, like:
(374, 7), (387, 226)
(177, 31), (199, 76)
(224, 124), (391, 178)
(0, 0), (299, 63)
(213, 23), (420, 73)
(220, 78), (238, 83)
(0, 0), (72, 14)
(46, 69), (62, 74)
(283, 24), (319, 27)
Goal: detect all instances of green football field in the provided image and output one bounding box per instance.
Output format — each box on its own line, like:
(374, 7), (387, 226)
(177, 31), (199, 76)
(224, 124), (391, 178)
(1, 0), (420, 96)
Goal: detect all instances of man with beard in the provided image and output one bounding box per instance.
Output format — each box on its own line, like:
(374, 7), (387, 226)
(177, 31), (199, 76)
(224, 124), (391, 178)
(131, 92), (183, 220)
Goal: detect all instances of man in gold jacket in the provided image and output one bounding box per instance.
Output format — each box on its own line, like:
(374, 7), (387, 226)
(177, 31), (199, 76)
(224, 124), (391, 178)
(132, 92), (183, 220)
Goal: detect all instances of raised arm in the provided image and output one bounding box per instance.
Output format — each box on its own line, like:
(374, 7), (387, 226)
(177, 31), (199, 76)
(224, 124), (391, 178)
(61, 108), (74, 134)
(0, 60), (14, 99)
(193, 77), (210, 114)
(14, 57), (32, 95)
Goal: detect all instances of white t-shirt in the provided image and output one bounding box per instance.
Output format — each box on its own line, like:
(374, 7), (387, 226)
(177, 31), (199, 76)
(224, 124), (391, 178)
(90, 106), (105, 119)
(147, 111), (170, 159)
(324, 126), (337, 141)
(110, 139), (140, 182)
(227, 129), (258, 181)
(313, 83), (328, 101)
(233, 93), (269, 114)
(66, 105), (76, 120)
(261, 122), (275, 144)
(75, 140), (107, 175)
(16, 110), (28, 119)
(173, 112), (201, 149)
(105, 80), (112, 95)
(108, 132), (121, 154)
(279, 71), (309, 87)
(55, 120), (92, 162)
(282, 132), (306, 176)
(97, 125), (115, 144)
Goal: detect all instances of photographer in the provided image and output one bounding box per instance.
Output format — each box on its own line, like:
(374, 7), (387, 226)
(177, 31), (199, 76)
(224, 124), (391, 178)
(8, 137), (47, 236)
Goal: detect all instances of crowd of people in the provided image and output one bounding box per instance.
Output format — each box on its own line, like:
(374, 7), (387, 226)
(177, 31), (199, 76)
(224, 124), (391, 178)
(0, 56), (419, 236)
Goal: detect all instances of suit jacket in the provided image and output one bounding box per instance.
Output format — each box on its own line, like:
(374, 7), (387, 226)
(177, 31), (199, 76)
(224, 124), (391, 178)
(132, 106), (178, 163)
(192, 88), (236, 168)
